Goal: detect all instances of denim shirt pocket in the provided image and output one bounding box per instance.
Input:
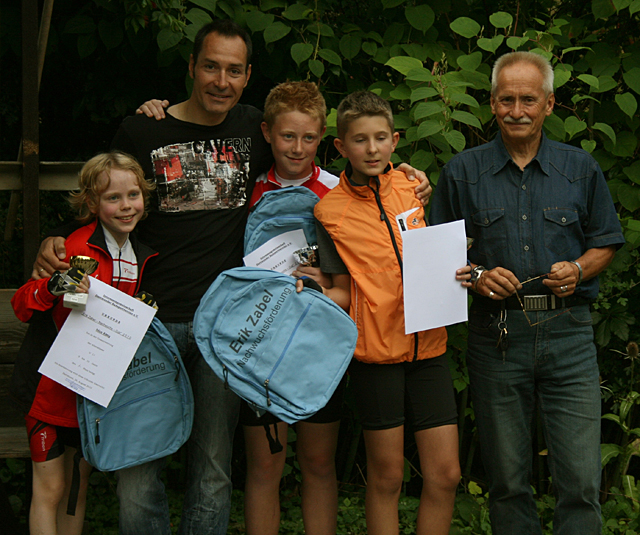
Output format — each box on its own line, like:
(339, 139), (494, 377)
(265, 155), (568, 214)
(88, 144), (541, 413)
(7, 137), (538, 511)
(543, 209), (579, 256)
(472, 208), (507, 260)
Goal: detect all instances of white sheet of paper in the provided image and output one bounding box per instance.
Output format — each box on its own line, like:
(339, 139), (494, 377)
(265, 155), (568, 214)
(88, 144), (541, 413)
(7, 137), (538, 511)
(402, 219), (468, 333)
(243, 229), (309, 275)
(39, 278), (157, 407)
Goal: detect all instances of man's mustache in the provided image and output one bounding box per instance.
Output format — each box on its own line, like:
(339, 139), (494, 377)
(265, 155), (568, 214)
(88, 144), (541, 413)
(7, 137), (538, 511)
(503, 116), (533, 124)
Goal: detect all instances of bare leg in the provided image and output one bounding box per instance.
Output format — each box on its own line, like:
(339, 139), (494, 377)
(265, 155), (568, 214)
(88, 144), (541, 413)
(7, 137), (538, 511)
(243, 422), (288, 535)
(57, 448), (92, 535)
(296, 421), (340, 535)
(30, 456), (66, 535)
(362, 427), (405, 535)
(414, 424), (460, 535)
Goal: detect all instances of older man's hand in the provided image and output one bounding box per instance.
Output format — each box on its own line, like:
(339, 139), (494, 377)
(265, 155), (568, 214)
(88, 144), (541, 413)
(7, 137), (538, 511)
(476, 267), (522, 299)
(543, 261), (579, 297)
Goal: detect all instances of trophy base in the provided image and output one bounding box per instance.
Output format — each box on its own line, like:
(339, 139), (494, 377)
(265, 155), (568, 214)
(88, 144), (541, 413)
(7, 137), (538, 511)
(63, 292), (88, 309)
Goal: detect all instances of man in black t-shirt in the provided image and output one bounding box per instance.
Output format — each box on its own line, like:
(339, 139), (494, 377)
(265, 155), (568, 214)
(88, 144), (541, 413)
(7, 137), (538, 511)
(34, 20), (433, 535)
(35, 20), (271, 535)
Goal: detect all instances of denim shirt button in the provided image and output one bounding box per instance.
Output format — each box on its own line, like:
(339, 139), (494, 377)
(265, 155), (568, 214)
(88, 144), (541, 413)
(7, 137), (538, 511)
(561, 217), (566, 223)
(484, 218), (489, 224)
(524, 245), (530, 251)
(522, 215), (527, 220)
(522, 184), (527, 190)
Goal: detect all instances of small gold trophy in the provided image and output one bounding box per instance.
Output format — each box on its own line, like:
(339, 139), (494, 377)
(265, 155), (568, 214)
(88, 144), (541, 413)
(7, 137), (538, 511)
(63, 255), (99, 309)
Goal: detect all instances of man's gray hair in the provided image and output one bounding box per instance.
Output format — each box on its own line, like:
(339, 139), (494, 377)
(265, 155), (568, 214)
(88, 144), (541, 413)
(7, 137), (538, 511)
(491, 52), (554, 96)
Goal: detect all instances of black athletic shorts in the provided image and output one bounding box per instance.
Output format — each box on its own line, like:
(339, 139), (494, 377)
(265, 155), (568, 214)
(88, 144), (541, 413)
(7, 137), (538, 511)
(240, 375), (346, 426)
(25, 415), (82, 462)
(348, 354), (457, 432)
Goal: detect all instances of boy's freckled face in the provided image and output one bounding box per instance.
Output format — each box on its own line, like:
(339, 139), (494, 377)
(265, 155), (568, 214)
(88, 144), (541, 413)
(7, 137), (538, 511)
(261, 111), (325, 181)
(92, 169), (145, 247)
(334, 116), (399, 185)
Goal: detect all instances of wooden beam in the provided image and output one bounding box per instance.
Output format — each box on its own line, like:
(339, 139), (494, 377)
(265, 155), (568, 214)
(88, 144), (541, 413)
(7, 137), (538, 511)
(0, 161), (83, 191)
(22, 0), (40, 280)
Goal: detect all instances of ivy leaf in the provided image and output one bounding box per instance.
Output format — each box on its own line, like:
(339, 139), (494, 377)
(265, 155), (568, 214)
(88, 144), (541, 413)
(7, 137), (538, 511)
(245, 11), (274, 32)
(308, 59), (324, 78)
(616, 92), (638, 118)
(263, 22), (291, 44)
(449, 93), (480, 108)
(623, 67), (640, 95)
(405, 4), (435, 32)
(451, 110), (481, 128)
(157, 27), (182, 51)
(444, 130), (466, 152)
(98, 20), (123, 50)
(190, 0), (217, 11)
(283, 4), (312, 20)
(409, 87), (439, 103)
(592, 0), (617, 18)
(340, 34), (361, 60)
(489, 11), (513, 28)
(413, 101), (445, 120)
(564, 116), (587, 140)
(623, 162), (640, 185)
(77, 34), (98, 58)
(593, 122), (617, 145)
(417, 120), (445, 138)
(577, 74), (600, 89)
(581, 139), (597, 153)
(506, 36), (530, 50)
(186, 8), (212, 27)
(631, 0), (640, 14)
(410, 150), (435, 171)
(617, 183), (640, 212)
(554, 66), (572, 89)
(65, 15), (96, 34)
(457, 52), (482, 71)
(543, 114), (565, 141)
(477, 35), (504, 53)
(362, 42), (377, 56)
(593, 75), (617, 93)
(389, 84), (411, 100)
(318, 48), (342, 66)
(386, 56), (424, 75)
(406, 68), (434, 82)
(381, 0), (405, 7)
(291, 43), (313, 66)
(450, 17), (481, 39)
(561, 46), (593, 56)
(601, 443), (622, 467)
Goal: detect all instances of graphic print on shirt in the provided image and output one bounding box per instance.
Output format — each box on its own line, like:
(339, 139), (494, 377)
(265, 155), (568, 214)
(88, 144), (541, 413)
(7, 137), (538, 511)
(151, 137), (251, 212)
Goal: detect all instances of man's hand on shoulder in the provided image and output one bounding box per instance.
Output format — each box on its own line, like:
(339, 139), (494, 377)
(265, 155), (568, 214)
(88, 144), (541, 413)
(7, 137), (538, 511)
(136, 99), (170, 120)
(395, 162), (432, 207)
(32, 237), (69, 280)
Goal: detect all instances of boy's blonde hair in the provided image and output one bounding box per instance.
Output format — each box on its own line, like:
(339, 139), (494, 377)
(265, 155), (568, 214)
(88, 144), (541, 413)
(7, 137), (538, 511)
(336, 91), (394, 139)
(263, 81), (327, 130)
(69, 151), (155, 224)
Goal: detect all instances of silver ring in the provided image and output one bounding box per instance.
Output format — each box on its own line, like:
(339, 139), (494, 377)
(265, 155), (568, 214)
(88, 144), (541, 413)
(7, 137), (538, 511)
(561, 285), (567, 292)
(38, 268), (45, 273)
(489, 291), (495, 298)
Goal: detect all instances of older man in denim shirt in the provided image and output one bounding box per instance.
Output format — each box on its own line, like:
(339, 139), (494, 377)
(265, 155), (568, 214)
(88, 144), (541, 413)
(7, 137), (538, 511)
(430, 51), (624, 535)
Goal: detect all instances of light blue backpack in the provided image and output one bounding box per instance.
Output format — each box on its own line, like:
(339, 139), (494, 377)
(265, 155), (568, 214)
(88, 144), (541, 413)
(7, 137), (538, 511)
(244, 186), (320, 255)
(77, 318), (194, 471)
(194, 267), (357, 424)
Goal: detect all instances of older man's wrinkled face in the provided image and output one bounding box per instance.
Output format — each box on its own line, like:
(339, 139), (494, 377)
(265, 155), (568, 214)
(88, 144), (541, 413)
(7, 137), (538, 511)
(490, 61), (554, 147)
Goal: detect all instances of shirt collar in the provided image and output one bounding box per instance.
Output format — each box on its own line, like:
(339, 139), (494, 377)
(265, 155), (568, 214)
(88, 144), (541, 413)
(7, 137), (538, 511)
(492, 131), (551, 176)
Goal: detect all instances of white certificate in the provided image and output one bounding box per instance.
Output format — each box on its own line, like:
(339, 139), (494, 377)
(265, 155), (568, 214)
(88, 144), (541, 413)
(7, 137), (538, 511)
(39, 278), (157, 407)
(402, 219), (468, 333)
(243, 229), (309, 275)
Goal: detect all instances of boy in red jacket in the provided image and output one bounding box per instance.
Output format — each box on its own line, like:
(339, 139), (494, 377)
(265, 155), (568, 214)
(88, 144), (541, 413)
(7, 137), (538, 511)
(12, 151), (156, 535)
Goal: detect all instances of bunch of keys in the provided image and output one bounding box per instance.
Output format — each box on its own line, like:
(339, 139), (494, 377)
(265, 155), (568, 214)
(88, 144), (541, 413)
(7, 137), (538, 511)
(496, 308), (509, 361)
